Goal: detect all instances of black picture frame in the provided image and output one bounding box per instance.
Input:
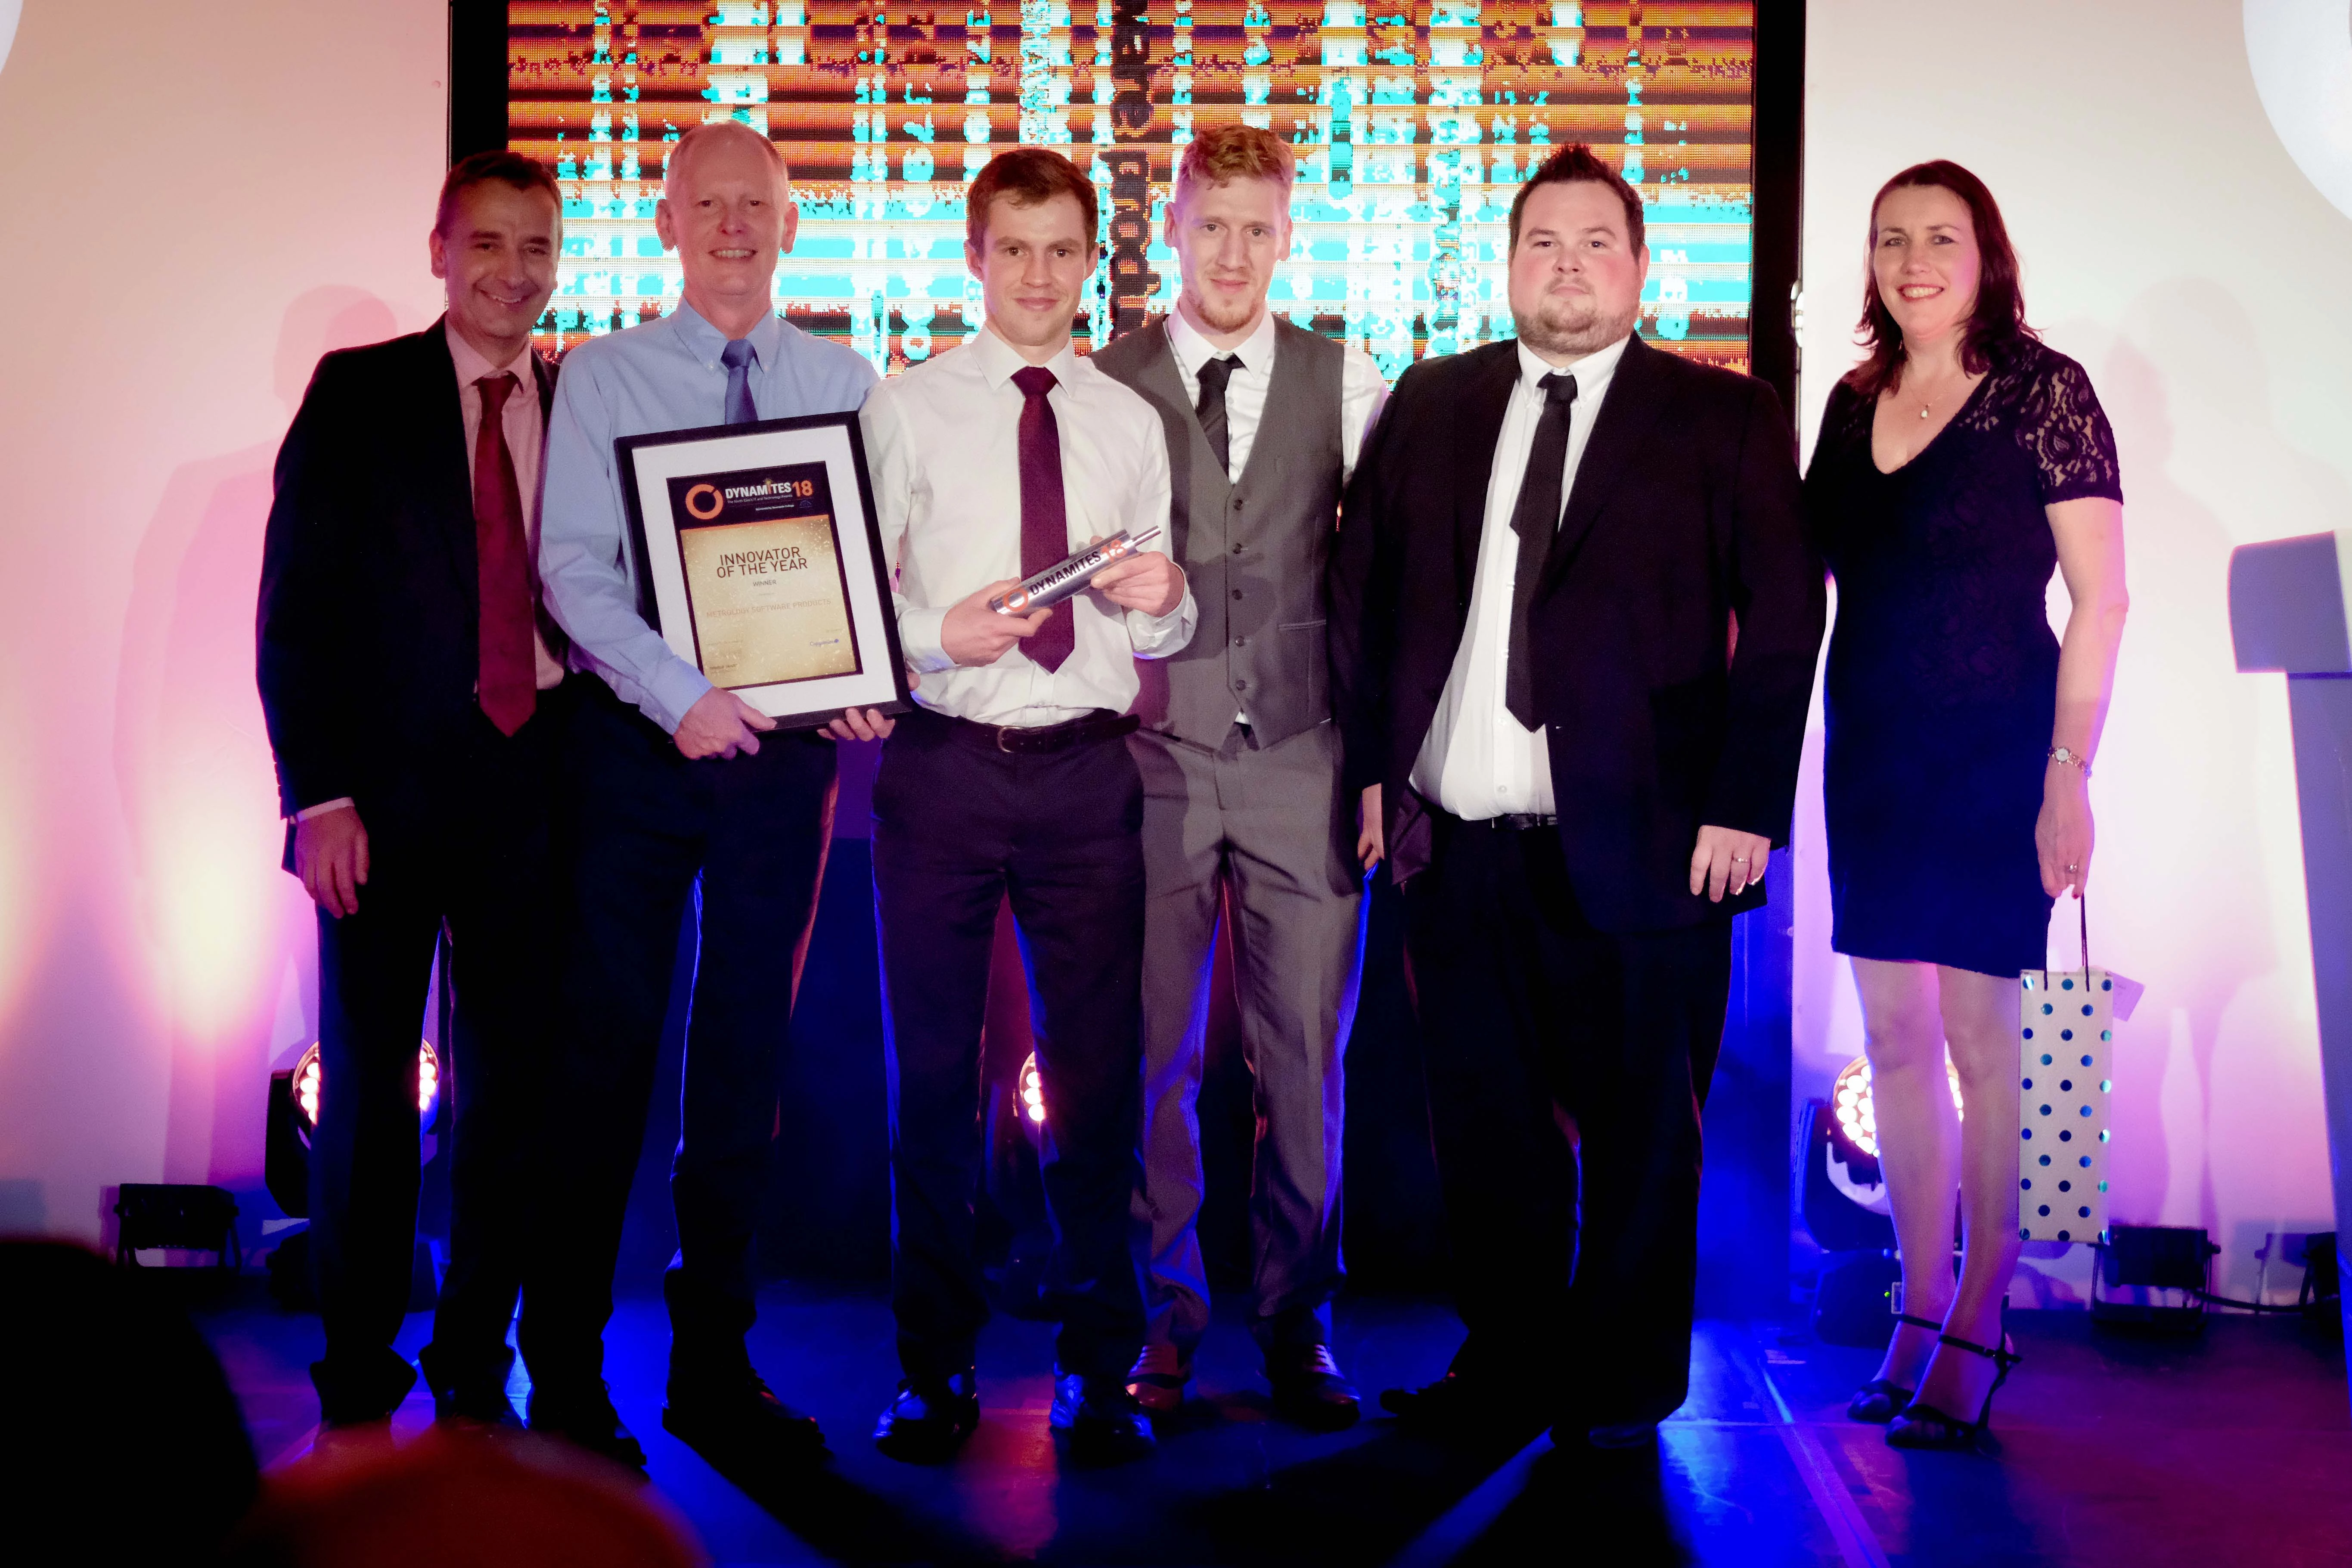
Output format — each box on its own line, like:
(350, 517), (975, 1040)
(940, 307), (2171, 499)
(615, 410), (912, 731)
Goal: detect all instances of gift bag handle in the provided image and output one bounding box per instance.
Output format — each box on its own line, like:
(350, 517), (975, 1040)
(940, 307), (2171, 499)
(2075, 892), (2091, 983)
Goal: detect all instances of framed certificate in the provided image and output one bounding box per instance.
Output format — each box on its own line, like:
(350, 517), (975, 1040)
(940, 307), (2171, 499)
(617, 411), (911, 728)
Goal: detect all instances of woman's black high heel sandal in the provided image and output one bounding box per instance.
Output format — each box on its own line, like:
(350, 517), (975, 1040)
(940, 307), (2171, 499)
(1884, 1331), (2022, 1450)
(1846, 1314), (1944, 1423)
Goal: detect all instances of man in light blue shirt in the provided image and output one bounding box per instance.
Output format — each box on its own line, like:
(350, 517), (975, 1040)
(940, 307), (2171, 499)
(526, 120), (886, 1477)
(537, 291), (876, 739)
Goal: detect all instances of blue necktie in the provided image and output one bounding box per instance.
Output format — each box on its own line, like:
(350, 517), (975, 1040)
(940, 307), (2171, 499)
(721, 337), (757, 425)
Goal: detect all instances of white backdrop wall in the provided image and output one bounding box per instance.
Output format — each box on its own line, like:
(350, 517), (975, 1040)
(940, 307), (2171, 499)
(1796, 0), (2349, 1297)
(0, 1), (448, 1241)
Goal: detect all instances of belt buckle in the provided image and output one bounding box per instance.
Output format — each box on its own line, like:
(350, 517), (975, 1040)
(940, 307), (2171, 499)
(995, 725), (1018, 753)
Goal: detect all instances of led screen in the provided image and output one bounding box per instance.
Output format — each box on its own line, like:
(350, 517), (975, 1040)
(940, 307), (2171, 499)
(508, 1), (1757, 379)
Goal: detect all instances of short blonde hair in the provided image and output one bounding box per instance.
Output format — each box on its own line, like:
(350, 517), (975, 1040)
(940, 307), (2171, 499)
(1173, 124), (1295, 212)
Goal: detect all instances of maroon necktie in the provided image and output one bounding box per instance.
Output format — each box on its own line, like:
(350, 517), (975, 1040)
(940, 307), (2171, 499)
(472, 372), (537, 736)
(1012, 365), (1075, 673)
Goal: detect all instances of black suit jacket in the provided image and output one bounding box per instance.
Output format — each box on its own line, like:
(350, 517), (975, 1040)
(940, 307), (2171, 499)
(1330, 334), (1824, 935)
(256, 320), (558, 865)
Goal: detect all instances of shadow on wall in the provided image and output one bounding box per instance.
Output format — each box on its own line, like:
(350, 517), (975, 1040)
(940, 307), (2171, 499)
(111, 286), (400, 1199)
(2089, 277), (2350, 1257)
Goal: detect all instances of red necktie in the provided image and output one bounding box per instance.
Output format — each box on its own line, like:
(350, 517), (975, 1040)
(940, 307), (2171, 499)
(473, 372), (537, 736)
(1011, 365), (1075, 674)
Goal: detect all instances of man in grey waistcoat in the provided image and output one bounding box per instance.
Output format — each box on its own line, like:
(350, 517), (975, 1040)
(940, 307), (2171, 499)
(1092, 124), (1388, 1429)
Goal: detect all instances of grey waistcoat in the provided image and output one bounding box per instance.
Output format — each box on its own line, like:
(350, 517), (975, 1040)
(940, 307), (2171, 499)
(1092, 317), (1346, 750)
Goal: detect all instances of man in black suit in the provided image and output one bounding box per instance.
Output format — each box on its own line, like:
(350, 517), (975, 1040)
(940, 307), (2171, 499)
(257, 151), (569, 1432)
(1331, 144), (1824, 1447)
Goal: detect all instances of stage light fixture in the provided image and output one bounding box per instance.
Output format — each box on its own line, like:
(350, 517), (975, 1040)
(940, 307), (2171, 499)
(1799, 1099), (1896, 1252)
(2093, 1223), (2217, 1332)
(1019, 1053), (1046, 1126)
(1829, 1054), (1964, 1161)
(416, 1040), (440, 1125)
(293, 1044), (320, 1126)
(112, 1184), (242, 1271)
(268, 1038), (446, 1224)
(287, 1039), (440, 1129)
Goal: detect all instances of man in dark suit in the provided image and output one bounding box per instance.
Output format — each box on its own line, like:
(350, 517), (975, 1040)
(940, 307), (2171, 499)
(1331, 144), (1824, 1447)
(257, 150), (569, 1432)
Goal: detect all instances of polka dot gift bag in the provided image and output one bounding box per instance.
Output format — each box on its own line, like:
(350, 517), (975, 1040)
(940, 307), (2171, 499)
(2017, 897), (2141, 1244)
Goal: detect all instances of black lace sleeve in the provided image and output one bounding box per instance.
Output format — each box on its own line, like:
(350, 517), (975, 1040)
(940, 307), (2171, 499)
(2017, 353), (2123, 506)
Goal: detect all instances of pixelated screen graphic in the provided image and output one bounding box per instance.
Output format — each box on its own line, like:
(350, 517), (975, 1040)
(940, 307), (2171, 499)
(509, 2), (1757, 381)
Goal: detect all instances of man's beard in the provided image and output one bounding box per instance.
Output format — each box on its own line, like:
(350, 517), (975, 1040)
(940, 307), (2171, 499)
(1513, 288), (1636, 359)
(1183, 278), (1266, 335)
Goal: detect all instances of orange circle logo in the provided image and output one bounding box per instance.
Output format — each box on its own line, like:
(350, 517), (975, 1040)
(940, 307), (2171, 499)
(683, 483), (723, 520)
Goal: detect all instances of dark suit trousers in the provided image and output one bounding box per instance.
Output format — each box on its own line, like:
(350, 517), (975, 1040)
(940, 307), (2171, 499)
(308, 684), (572, 1416)
(1403, 809), (1730, 1426)
(520, 682), (837, 1390)
(871, 710), (1148, 1385)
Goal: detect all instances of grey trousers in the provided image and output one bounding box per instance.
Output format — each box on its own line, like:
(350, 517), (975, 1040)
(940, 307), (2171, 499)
(1130, 720), (1366, 1355)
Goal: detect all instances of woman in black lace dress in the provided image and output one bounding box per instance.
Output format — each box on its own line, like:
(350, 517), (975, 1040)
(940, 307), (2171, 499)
(1804, 162), (2128, 1450)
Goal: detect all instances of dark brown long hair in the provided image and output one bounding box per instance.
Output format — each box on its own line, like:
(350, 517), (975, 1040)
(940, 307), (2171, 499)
(1849, 160), (2037, 398)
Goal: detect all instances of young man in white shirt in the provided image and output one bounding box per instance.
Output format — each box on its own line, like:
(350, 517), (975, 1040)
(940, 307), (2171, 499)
(858, 146), (1195, 1466)
(1091, 125), (1388, 1429)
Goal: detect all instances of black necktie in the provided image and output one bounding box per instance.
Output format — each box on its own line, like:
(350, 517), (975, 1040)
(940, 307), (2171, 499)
(1504, 371), (1578, 731)
(1195, 353), (1243, 475)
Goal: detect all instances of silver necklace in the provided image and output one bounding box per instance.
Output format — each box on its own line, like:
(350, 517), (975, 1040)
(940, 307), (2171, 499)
(1908, 368), (1958, 421)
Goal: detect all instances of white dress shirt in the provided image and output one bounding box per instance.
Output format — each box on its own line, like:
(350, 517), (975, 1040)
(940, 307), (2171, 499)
(1411, 332), (1631, 819)
(1163, 306), (1390, 484)
(861, 325), (1197, 728)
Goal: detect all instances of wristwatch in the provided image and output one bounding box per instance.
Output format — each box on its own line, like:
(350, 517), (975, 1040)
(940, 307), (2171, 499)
(2047, 745), (2092, 780)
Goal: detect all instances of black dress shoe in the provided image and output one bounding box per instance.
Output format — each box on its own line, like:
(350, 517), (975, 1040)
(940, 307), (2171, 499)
(432, 1379), (523, 1428)
(417, 1344), (521, 1429)
(1379, 1372), (1492, 1431)
(527, 1382), (648, 1471)
(1049, 1371), (1154, 1466)
(873, 1372), (981, 1463)
(311, 1351), (418, 1428)
(1555, 1419), (1658, 1450)
(664, 1372), (828, 1466)
(1267, 1344), (1360, 1432)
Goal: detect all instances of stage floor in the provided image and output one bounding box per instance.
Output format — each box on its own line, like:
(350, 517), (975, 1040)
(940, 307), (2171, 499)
(197, 1285), (2350, 1566)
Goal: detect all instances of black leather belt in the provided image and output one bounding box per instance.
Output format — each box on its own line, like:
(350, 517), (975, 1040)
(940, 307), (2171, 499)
(1479, 812), (1558, 831)
(926, 708), (1141, 755)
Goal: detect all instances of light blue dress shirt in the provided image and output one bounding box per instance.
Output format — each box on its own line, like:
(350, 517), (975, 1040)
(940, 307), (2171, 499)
(539, 301), (880, 732)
